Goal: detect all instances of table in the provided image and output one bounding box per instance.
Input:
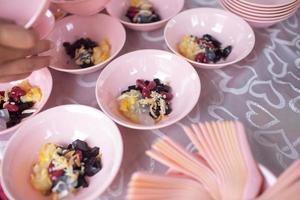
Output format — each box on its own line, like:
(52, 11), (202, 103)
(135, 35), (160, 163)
(1, 0), (300, 199)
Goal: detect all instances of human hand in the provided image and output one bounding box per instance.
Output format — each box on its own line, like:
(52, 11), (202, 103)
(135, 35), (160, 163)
(0, 20), (52, 83)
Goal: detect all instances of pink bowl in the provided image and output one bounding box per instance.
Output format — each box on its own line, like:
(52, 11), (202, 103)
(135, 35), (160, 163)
(49, 3), (68, 21)
(227, 0), (299, 13)
(164, 8), (255, 69)
(221, 0), (299, 21)
(105, 0), (184, 32)
(51, 0), (109, 16)
(234, 0), (296, 8)
(0, 68), (53, 139)
(224, 0), (299, 17)
(46, 14), (126, 74)
(245, 16), (295, 28)
(220, 0), (299, 28)
(0, 0), (50, 28)
(0, 104), (123, 200)
(32, 10), (55, 39)
(95, 49), (201, 130)
(244, 20), (280, 28)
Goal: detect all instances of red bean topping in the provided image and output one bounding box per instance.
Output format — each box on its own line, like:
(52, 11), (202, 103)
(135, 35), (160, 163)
(76, 150), (83, 161)
(142, 88), (151, 98)
(136, 79), (147, 90)
(11, 86), (26, 97)
(146, 81), (156, 90)
(50, 170), (65, 181)
(4, 104), (19, 112)
(161, 92), (173, 101)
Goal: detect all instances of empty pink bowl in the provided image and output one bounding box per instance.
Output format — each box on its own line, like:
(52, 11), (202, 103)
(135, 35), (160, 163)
(227, 0), (299, 13)
(236, 0), (296, 8)
(49, 3), (68, 21)
(106, 0), (184, 32)
(221, 0), (299, 21)
(51, 0), (109, 16)
(0, 68), (53, 139)
(0, 0), (50, 28)
(46, 14), (126, 74)
(240, 16), (294, 28)
(0, 104), (123, 200)
(164, 8), (255, 69)
(220, 0), (300, 28)
(223, 0), (299, 17)
(95, 49), (201, 130)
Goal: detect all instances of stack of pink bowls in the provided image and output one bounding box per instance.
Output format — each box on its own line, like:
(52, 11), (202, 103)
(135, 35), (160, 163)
(219, 0), (300, 28)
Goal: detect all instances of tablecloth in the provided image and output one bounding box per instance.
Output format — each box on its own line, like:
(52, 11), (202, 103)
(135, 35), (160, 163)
(1, 0), (300, 199)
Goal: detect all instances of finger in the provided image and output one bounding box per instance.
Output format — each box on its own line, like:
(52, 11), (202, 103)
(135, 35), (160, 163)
(0, 73), (31, 83)
(0, 24), (38, 49)
(0, 56), (51, 77)
(0, 40), (53, 62)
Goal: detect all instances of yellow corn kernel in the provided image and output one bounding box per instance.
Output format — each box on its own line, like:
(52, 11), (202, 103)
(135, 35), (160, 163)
(119, 98), (141, 123)
(131, 0), (141, 6)
(93, 39), (111, 64)
(39, 143), (57, 165)
(119, 99), (130, 113)
(19, 80), (33, 92)
(21, 87), (42, 103)
(31, 165), (52, 195)
(177, 35), (199, 60)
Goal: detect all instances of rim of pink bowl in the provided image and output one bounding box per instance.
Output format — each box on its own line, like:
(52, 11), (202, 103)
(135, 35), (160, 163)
(105, 0), (185, 28)
(237, 0), (296, 8)
(0, 68), (53, 136)
(244, 15), (294, 23)
(164, 8), (255, 69)
(48, 14), (126, 74)
(25, 0), (50, 28)
(227, 0), (299, 12)
(220, 0), (299, 23)
(95, 49), (201, 130)
(51, 0), (106, 4)
(221, 0), (299, 20)
(0, 104), (123, 200)
(223, 0), (299, 17)
(35, 10), (55, 39)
